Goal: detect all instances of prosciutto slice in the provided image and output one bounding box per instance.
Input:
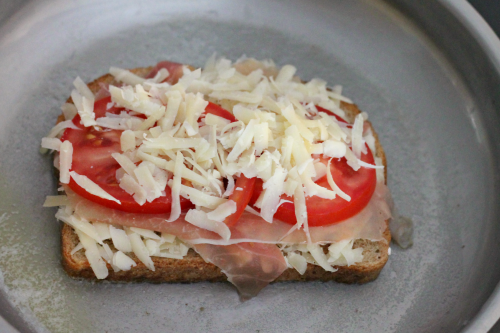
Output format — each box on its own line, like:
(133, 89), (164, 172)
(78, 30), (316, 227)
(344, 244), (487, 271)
(66, 184), (390, 245)
(194, 243), (287, 301)
(64, 183), (390, 299)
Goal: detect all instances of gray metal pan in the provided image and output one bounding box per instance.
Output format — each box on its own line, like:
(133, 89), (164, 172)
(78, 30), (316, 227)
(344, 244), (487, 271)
(0, 0), (499, 332)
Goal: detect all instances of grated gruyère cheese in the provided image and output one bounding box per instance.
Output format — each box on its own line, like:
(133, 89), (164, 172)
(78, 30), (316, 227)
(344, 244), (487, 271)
(42, 56), (387, 278)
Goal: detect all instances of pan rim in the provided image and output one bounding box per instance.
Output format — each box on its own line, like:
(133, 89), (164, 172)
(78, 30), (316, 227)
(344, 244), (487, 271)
(436, 2), (500, 331)
(0, 0), (500, 332)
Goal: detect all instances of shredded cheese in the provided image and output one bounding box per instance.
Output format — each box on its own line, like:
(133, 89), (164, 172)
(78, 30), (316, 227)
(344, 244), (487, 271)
(120, 130), (136, 152)
(260, 166), (288, 223)
(43, 56), (389, 280)
(59, 141), (73, 184)
(109, 225), (132, 252)
(185, 209), (231, 241)
(109, 67), (146, 85)
(69, 171), (121, 204)
(75, 229), (108, 279)
(41, 138), (62, 151)
(168, 151), (183, 221)
(126, 227), (155, 271)
(43, 195), (69, 207)
(113, 251), (137, 270)
(61, 103), (78, 120)
(71, 77), (96, 127)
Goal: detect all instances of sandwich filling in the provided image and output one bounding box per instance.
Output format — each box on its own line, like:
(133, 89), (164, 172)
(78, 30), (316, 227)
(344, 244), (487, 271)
(42, 56), (391, 299)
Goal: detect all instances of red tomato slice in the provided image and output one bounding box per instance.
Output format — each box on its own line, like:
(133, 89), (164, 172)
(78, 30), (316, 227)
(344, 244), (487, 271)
(316, 105), (348, 124)
(61, 96), (193, 214)
(249, 145), (377, 226)
(61, 64), (252, 218)
(201, 102), (253, 226)
(224, 175), (256, 227)
(146, 61), (185, 84)
(204, 102), (237, 122)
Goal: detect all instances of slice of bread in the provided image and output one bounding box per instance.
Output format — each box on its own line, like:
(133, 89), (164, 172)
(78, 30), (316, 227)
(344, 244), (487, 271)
(59, 66), (391, 285)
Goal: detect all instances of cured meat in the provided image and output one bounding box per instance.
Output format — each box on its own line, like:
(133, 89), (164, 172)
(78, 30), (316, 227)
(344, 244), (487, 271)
(64, 184), (390, 298)
(47, 57), (394, 300)
(146, 61), (185, 84)
(194, 242), (287, 301)
(66, 183), (390, 245)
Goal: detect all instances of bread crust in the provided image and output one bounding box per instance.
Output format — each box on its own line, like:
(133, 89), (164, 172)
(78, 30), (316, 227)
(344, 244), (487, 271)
(59, 66), (391, 285)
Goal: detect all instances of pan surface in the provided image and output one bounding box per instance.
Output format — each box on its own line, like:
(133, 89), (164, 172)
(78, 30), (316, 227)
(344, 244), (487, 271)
(0, 0), (499, 332)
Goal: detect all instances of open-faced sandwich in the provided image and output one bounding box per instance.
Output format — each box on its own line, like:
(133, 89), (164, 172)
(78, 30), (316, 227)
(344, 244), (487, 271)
(41, 56), (391, 300)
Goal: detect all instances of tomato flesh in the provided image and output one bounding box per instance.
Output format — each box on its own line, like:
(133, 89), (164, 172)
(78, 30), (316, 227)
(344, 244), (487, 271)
(316, 105), (348, 124)
(250, 145), (377, 226)
(224, 175), (256, 227)
(62, 90), (374, 225)
(61, 96), (193, 214)
(61, 86), (243, 215)
(204, 102), (237, 123)
(201, 103), (253, 226)
(63, 64), (380, 226)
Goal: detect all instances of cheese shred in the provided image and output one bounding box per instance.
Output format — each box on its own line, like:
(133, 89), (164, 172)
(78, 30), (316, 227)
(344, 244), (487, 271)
(42, 56), (390, 280)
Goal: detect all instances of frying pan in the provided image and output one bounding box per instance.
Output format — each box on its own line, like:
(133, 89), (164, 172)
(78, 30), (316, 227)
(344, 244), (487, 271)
(0, 0), (499, 332)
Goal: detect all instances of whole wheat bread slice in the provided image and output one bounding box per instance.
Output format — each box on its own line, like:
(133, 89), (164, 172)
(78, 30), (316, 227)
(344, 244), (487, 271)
(59, 66), (391, 285)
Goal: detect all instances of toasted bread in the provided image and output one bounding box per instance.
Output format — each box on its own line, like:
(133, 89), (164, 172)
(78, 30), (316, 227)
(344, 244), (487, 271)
(59, 66), (390, 285)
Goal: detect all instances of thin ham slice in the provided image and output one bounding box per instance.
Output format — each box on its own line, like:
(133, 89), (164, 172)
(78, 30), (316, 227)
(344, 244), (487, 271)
(94, 83), (111, 101)
(63, 183), (390, 299)
(194, 242), (287, 301)
(146, 61), (185, 84)
(92, 61), (184, 101)
(66, 184), (390, 245)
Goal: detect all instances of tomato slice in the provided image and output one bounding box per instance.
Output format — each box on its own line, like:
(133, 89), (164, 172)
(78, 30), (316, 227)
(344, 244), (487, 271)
(61, 96), (193, 214)
(249, 145), (377, 226)
(146, 61), (185, 84)
(61, 86), (245, 215)
(316, 105), (348, 124)
(248, 106), (375, 226)
(224, 175), (256, 227)
(62, 61), (249, 218)
(204, 102), (237, 122)
(201, 102), (253, 226)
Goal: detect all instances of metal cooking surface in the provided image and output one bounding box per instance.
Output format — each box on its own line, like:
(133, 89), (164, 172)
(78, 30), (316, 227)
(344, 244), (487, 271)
(0, 0), (498, 332)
